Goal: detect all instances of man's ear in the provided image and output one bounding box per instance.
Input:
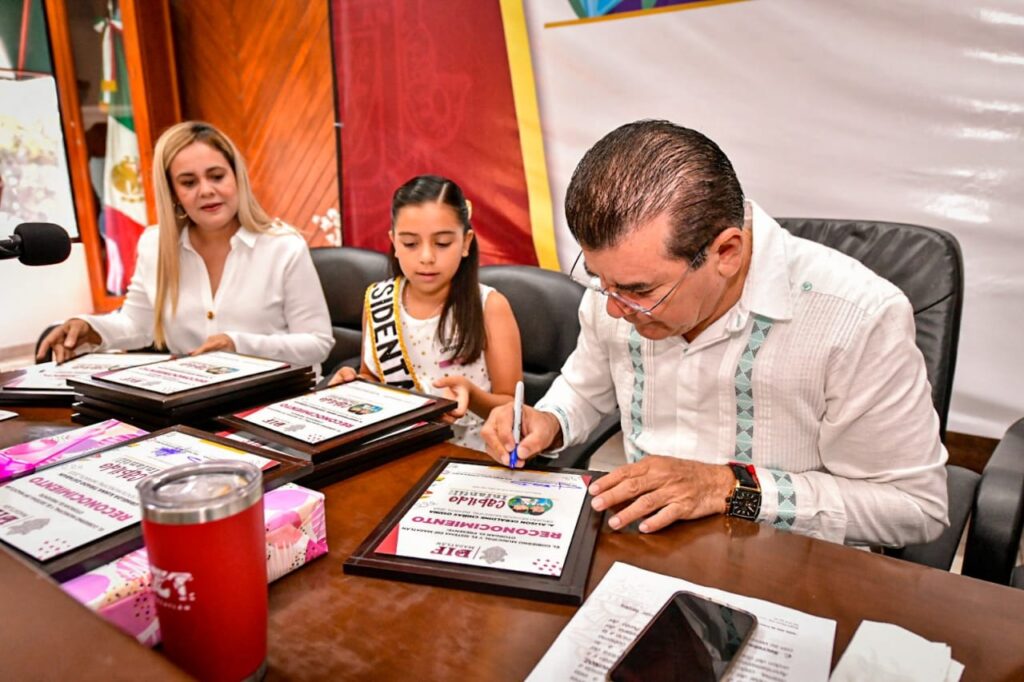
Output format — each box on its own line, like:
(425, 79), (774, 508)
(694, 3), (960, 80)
(712, 228), (746, 278)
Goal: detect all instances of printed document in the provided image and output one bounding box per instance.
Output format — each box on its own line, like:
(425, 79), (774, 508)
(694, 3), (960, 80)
(528, 562), (835, 681)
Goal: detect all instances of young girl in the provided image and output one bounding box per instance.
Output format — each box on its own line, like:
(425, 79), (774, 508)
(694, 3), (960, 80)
(330, 175), (522, 450)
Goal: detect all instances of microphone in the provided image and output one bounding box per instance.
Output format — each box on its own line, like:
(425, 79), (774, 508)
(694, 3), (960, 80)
(0, 223), (72, 265)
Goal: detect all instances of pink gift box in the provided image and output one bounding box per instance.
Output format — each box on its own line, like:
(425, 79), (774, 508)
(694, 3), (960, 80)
(61, 483), (328, 645)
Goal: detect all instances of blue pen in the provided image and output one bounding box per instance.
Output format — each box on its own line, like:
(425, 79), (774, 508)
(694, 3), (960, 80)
(510, 380), (524, 469)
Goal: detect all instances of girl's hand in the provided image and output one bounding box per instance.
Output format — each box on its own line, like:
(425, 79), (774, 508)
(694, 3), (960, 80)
(37, 318), (101, 364)
(328, 366), (359, 386)
(433, 376), (471, 422)
(190, 333), (236, 356)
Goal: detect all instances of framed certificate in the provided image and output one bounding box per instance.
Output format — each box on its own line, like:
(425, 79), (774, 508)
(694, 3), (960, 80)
(0, 353), (170, 406)
(71, 372), (316, 430)
(216, 380), (457, 464)
(221, 420), (455, 489)
(96, 351), (287, 395)
(68, 352), (313, 411)
(0, 419), (148, 484)
(344, 458), (604, 605)
(0, 425), (311, 582)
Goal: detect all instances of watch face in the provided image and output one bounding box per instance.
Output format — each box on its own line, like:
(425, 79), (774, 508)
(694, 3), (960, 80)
(730, 488), (761, 520)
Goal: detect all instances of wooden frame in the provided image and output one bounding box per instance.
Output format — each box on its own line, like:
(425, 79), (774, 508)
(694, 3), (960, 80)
(344, 457), (604, 605)
(226, 421), (454, 489)
(216, 380), (457, 464)
(43, 0), (180, 312)
(0, 425), (311, 582)
(69, 369), (315, 431)
(70, 380), (309, 431)
(69, 362), (313, 410)
(0, 352), (172, 407)
(0, 369), (74, 406)
(119, 0), (180, 226)
(43, 0), (110, 310)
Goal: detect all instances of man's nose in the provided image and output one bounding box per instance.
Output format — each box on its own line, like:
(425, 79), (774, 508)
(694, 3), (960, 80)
(606, 295), (627, 319)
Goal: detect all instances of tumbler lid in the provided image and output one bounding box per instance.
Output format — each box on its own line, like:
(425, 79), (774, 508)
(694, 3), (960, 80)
(138, 460), (262, 525)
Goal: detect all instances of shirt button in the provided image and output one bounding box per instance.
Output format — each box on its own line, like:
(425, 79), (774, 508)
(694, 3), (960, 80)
(801, 281), (813, 292)
(207, 310), (215, 320)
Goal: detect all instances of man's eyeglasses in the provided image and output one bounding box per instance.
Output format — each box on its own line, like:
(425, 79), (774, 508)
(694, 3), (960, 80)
(568, 241), (711, 318)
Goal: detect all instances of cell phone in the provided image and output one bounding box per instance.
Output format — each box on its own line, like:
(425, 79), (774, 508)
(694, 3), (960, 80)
(607, 590), (758, 682)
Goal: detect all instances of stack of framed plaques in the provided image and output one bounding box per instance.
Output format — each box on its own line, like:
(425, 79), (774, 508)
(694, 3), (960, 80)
(344, 457), (604, 605)
(216, 379), (457, 484)
(0, 352), (170, 406)
(68, 351), (315, 430)
(0, 425), (311, 581)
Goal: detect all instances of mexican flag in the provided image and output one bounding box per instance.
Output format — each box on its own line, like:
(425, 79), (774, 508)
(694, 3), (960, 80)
(97, 9), (146, 295)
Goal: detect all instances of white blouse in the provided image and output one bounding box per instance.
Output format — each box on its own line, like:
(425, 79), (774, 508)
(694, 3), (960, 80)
(536, 201), (948, 547)
(79, 224), (334, 369)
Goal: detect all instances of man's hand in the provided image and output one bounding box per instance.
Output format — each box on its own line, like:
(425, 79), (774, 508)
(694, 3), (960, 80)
(190, 333), (235, 356)
(37, 318), (101, 364)
(432, 376), (470, 424)
(480, 403), (561, 467)
(588, 456), (737, 533)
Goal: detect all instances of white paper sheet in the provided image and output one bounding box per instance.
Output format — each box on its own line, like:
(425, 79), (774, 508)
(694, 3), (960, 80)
(528, 562), (836, 682)
(830, 621), (963, 682)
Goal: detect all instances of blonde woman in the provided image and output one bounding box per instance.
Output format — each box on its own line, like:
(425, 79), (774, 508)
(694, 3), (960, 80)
(38, 121), (333, 368)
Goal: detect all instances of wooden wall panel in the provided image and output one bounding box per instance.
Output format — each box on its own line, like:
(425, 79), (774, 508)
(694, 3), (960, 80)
(168, 0), (340, 246)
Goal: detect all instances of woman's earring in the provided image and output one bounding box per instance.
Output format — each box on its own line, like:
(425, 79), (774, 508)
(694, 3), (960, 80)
(174, 203), (188, 220)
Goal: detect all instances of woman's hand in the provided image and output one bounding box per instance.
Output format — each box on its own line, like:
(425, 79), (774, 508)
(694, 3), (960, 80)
(36, 319), (101, 364)
(190, 333), (236, 356)
(432, 376), (471, 424)
(328, 366), (359, 386)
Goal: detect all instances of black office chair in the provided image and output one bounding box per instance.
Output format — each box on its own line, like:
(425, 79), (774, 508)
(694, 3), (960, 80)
(480, 265), (621, 469)
(310, 246), (390, 378)
(961, 417), (1024, 586)
(778, 218), (975, 571)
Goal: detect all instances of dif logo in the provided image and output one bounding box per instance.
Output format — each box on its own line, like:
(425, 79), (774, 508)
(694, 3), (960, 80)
(151, 565), (196, 610)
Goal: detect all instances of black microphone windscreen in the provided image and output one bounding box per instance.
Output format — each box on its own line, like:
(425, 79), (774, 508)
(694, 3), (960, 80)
(14, 223), (72, 266)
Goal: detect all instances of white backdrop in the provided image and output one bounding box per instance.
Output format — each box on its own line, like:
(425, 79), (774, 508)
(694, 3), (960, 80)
(523, 0), (1024, 438)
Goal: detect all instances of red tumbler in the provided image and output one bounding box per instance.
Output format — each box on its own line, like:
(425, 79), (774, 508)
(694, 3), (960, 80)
(138, 461), (268, 681)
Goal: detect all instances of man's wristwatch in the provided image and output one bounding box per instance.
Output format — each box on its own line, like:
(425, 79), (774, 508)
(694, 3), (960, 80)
(725, 462), (761, 520)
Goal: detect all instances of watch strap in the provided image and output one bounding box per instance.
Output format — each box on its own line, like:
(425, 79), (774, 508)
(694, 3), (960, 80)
(726, 462), (761, 520)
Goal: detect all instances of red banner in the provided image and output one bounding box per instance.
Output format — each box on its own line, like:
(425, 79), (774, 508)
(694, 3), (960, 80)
(331, 0), (536, 265)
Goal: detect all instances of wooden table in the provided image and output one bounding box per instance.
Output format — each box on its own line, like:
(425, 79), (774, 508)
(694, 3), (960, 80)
(3, 407), (1024, 681)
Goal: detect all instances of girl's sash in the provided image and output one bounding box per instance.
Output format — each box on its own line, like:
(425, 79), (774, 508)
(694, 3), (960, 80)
(364, 277), (421, 391)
